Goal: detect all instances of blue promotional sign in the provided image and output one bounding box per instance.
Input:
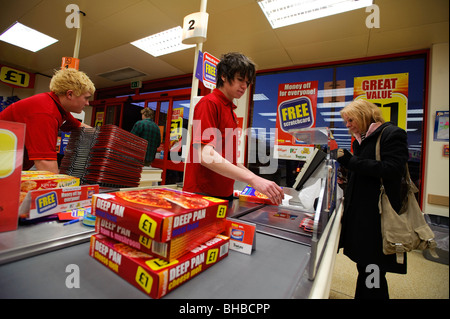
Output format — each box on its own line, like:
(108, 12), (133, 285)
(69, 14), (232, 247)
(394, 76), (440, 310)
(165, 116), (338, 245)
(278, 96), (315, 132)
(202, 52), (219, 89)
(195, 51), (203, 82)
(36, 191), (58, 215)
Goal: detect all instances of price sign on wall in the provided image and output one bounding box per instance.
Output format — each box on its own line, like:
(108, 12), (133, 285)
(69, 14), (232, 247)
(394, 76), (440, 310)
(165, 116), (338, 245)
(354, 73), (409, 130)
(0, 64), (35, 89)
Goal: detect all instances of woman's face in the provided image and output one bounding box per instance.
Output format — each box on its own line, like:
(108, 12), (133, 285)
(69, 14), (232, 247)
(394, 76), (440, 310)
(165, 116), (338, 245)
(342, 113), (361, 135)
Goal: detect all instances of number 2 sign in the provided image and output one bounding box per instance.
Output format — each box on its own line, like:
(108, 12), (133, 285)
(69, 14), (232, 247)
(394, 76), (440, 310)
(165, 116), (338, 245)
(182, 12), (209, 45)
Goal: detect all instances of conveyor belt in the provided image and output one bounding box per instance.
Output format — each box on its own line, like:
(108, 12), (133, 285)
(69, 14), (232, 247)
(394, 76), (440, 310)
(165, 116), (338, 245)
(238, 205), (313, 245)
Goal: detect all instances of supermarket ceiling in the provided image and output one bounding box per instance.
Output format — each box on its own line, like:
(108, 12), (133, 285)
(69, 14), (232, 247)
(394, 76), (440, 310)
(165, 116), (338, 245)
(0, 0), (448, 89)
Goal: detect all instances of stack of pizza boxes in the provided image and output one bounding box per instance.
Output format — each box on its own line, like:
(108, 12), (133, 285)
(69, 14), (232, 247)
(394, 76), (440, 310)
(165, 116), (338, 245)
(89, 188), (230, 298)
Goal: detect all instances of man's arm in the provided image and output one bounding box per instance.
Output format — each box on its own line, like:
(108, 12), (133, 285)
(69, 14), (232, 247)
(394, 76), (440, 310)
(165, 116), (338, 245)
(79, 122), (92, 128)
(33, 159), (59, 174)
(198, 144), (284, 205)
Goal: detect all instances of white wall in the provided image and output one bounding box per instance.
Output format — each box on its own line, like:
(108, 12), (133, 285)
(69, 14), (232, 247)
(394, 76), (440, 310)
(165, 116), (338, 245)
(423, 42), (449, 217)
(0, 73), (49, 100)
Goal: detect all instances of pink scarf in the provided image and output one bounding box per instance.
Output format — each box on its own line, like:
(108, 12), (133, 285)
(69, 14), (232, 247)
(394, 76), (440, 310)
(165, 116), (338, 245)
(354, 122), (382, 145)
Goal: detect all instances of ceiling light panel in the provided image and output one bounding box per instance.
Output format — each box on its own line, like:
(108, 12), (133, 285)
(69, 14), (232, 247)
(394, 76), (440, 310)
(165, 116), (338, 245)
(258, 0), (373, 29)
(98, 67), (147, 82)
(0, 22), (58, 52)
(131, 26), (195, 57)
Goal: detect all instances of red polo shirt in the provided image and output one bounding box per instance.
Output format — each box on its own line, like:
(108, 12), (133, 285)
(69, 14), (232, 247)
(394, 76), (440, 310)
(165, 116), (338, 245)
(183, 89), (239, 197)
(0, 92), (81, 170)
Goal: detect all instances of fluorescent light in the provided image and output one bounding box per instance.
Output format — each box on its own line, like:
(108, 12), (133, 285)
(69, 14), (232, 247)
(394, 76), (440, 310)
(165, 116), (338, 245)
(0, 22), (58, 52)
(131, 26), (195, 57)
(254, 93), (269, 101)
(318, 87), (354, 97)
(258, 113), (277, 116)
(258, 0), (373, 29)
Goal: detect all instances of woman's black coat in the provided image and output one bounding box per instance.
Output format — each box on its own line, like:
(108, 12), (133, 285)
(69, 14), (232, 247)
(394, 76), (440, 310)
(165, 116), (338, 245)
(337, 122), (409, 274)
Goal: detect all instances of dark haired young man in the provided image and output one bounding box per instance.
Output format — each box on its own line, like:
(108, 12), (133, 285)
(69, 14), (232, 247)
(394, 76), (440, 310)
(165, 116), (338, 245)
(183, 52), (284, 204)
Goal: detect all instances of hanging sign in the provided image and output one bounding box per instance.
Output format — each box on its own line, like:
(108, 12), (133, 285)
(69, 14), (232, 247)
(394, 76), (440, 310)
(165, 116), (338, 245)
(61, 57), (80, 70)
(131, 80), (142, 89)
(0, 64), (35, 89)
(353, 73), (409, 130)
(275, 81), (319, 160)
(182, 12), (209, 45)
(202, 52), (219, 89)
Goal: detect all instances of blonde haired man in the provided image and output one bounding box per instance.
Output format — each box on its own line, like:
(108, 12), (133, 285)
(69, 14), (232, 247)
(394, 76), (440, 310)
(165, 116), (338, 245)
(0, 68), (95, 173)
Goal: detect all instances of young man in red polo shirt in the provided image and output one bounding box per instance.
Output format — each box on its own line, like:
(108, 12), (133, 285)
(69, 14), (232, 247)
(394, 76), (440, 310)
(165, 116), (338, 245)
(183, 52), (284, 205)
(0, 68), (95, 173)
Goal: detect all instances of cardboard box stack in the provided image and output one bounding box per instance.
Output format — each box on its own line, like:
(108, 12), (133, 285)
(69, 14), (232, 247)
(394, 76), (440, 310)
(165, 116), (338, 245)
(90, 188), (230, 298)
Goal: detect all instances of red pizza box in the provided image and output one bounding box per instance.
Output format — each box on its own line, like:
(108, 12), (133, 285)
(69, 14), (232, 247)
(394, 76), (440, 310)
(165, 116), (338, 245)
(19, 184), (99, 219)
(92, 188), (228, 242)
(89, 233), (230, 299)
(96, 217), (227, 261)
(239, 184), (277, 205)
(0, 120), (25, 232)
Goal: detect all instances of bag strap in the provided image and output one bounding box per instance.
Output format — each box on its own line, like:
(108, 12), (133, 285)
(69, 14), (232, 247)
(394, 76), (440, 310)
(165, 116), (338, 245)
(376, 126), (418, 193)
(375, 127), (387, 186)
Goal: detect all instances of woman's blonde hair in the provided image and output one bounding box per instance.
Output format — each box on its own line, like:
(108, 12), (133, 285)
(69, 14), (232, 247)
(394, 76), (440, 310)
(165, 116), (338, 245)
(50, 68), (95, 96)
(340, 99), (385, 133)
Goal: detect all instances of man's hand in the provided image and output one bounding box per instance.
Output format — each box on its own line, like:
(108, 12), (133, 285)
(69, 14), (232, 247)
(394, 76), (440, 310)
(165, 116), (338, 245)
(198, 144), (284, 205)
(248, 174), (284, 206)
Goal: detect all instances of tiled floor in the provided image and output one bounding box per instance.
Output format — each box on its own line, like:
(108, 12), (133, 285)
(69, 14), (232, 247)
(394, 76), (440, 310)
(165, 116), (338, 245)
(329, 250), (449, 299)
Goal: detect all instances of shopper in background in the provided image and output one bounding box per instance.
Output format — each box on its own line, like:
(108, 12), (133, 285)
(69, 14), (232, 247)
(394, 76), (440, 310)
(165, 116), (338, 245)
(0, 68), (95, 174)
(131, 107), (161, 166)
(183, 52), (284, 204)
(336, 99), (409, 299)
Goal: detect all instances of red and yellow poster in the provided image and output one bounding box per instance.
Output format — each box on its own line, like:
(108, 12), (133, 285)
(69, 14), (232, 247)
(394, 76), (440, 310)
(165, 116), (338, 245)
(170, 107), (184, 151)
(0, 120), (25, 232)
(353, 73), (409, 130)
(275, 81), (318, 160)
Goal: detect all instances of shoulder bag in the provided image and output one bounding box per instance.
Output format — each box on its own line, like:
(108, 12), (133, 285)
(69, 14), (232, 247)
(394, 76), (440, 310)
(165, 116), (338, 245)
(376, 128), (438, 264)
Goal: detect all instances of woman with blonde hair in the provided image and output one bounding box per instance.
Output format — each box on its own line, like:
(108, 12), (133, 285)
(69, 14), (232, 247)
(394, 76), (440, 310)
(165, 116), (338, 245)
(336, 99), (409, 299)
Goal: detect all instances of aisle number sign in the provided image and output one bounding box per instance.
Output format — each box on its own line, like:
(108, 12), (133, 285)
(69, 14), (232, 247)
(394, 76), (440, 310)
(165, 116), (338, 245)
(61, 57), (80, 70)
(353, 73), (409, 130)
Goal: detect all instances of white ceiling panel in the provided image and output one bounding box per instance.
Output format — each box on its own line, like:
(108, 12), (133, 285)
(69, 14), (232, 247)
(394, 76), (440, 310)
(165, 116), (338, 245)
(0, 0), (448, 89)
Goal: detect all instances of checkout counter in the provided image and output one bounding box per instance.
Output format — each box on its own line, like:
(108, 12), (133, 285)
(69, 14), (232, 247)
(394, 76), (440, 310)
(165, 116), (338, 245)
(0, 130), (344, 299)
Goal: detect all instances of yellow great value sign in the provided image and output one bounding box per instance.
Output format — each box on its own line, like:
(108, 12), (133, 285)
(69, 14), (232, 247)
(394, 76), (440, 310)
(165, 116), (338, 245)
(0, 64), (35, 89)
(354, 73), (409, 130)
